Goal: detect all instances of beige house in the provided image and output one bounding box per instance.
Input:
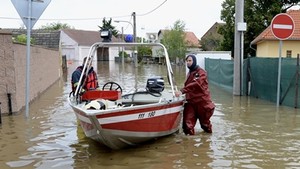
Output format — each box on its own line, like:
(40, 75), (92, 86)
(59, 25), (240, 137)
(251, 9), (300, 58)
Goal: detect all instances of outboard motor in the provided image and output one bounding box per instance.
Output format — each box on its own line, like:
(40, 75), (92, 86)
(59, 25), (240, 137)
(146, 77), (164, 93)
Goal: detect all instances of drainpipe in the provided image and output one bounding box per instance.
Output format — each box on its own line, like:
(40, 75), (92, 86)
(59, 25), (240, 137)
(249, 43), (256, 57)
(7, 93), (12, 115)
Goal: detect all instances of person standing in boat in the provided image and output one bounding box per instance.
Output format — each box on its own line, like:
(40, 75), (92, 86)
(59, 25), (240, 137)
(71, 57), (98, 95)
(175, 54), (215, 134)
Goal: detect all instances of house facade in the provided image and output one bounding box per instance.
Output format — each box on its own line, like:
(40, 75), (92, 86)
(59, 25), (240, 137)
(200, 22), (225, 51)
(60, 29), (101, 61)
(60, 29), (119, 61)
(59, 29), (202, 63)
(251, 10), (300, 58)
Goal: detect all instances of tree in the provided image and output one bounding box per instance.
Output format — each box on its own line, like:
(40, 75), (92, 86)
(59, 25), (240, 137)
(98, 18), (118, 37)
(218, 0), (235, 55)
(39, 22), (73, 30)
(161, 20), (187, 62)
(219, 0), (300, 57)
(137, 46), (152, 63)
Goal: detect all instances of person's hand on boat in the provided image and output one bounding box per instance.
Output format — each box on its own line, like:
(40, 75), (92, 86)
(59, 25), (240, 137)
(175, 91), (182, 97)
(79, 88), (86, 95)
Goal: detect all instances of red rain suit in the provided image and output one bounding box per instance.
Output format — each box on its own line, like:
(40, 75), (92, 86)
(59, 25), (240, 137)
(180, 66), (215, 134)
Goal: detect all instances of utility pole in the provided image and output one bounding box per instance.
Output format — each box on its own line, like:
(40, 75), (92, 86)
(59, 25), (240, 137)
(233, 0), (246, 95)
(132, 12), (138, 67)
(121, 27), (124, 68)
(132, 12), (136, 43)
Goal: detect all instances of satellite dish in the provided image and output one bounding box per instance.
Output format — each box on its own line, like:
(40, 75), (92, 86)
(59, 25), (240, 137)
(149, 34), (156, 40)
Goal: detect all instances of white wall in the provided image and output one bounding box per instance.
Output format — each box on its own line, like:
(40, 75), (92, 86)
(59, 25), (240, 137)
(194, 51), (231, 69)
(109, 47), (119, 61)
(60, 31), (78, 60)
(79, 46), (92, 61)
(186, 51), (232, 73)
(62, 48), (75, 60)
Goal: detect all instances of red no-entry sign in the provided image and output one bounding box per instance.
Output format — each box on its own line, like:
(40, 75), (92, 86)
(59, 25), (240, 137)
(271, 13), (295, 40)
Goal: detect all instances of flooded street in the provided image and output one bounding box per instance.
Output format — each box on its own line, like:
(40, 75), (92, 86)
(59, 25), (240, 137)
(1, 61), (300, 169)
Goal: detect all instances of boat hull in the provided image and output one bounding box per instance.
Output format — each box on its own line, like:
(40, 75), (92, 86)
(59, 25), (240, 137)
(71, 100), (183, 149)
(69, 42), (185, 149)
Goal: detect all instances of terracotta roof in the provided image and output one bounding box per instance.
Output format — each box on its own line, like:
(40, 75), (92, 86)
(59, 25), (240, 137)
(251, 9), (300, 45)
(185, 31), (200, 47)
(62, 29), (118, 46)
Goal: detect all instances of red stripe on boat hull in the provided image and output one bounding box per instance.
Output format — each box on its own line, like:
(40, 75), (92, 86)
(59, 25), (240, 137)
(96, 102), (183, 118)
(100, 112), (181, 132)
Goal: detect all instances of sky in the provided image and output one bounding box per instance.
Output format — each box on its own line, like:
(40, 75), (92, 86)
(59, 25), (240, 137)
(1, 0), (224, 39)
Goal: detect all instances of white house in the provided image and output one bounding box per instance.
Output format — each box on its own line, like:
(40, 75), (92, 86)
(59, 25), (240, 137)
(60, 29), (119, 61)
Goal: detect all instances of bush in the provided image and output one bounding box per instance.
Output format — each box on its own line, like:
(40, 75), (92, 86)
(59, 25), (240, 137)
(13, 34), (35, 45)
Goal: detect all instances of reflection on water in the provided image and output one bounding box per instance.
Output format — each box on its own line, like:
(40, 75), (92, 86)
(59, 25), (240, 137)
(1, 61), (300, 169)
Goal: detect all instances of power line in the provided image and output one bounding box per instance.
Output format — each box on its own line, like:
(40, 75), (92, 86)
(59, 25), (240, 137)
(0, 0), (167, 21)
(0, 17), (20, 20)
(137, 0), (167, 16)
(0, 14), (131, 21)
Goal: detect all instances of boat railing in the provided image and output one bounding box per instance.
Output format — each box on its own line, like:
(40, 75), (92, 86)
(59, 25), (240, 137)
(72, 42), (178, 104)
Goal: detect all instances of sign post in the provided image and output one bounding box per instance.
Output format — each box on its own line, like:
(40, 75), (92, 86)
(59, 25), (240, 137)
(11, 0), (51, 117)
(271, 13), (295, 107)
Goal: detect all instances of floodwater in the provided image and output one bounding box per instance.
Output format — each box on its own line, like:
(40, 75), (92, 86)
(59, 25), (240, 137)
(1, 61), (300, 169)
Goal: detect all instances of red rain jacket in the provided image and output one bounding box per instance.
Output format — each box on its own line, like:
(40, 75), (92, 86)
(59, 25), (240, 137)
(181, 66), (215, 110)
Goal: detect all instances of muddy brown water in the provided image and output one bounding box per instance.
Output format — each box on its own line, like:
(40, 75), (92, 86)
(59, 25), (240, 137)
(1, 61), (300, 169)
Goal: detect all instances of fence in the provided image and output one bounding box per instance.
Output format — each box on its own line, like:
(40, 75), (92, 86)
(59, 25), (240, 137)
(205, 57), (300, 108)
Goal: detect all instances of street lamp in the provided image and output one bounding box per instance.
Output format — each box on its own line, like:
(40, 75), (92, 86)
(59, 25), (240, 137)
(114, 20), (135, 42)
(114, 19), (138, 67)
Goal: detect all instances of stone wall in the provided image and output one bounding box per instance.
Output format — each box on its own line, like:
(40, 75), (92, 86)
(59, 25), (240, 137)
(0, 30), (61, 114)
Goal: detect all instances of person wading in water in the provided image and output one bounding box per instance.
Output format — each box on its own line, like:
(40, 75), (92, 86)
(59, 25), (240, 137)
(175, 54), (215, 134)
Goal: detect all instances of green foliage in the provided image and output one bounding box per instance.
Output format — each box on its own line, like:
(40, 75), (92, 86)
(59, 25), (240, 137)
(13, 34), (35, 44)
(39, 22), (73, 30)
(201, 35), (222, 51)
(219, 0), (300, 57)
(218, 0), (236, 54)
(161, 20), (187, 62)
(137, 46), (152, 63)
(98, 18), (119, 37)
(118, 51), (129, 58)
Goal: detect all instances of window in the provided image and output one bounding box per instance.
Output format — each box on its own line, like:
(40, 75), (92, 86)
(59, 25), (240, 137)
(286, 50), (292, 58)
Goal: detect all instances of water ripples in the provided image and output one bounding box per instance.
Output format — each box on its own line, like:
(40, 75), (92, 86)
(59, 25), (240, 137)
(2, 62), (300, 168)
